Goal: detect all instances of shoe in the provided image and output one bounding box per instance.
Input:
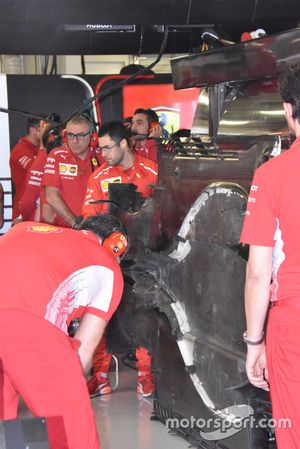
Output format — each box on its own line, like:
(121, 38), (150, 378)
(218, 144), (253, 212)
(87, 375), (112, 396)
(137, 374), (155, 397)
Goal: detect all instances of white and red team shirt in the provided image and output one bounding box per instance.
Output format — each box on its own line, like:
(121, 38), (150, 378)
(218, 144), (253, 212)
(19, 150), (47, 221)
(9, 137), (41, 219)
(133, 139), (158, 162)
(82, 152), (158, 217)
(41, 145), (103, 227)
(240, 136), (300, 302)
(0, 222), (123, 333)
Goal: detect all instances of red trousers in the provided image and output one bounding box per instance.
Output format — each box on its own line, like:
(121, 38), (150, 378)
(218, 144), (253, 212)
(0, 309), (100, 449)
(93, 336), (152, 374)
(267, 306), (300, 449)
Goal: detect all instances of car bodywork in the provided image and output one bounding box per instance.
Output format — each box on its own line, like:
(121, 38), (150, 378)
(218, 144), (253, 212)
(109, 28), (299, 449)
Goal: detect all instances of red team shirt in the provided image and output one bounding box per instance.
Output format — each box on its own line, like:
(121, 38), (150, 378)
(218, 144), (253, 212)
(0, 222), (123, 332)
(19, 150), (47, 221)
(9, 137), (41, 219)
(82, 152), (158, 217)
(133, 139), (158, 162)
(240, 137), (300, 302)
(41, 145), (103, 227)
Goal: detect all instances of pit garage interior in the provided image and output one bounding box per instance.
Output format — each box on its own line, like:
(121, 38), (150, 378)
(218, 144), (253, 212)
(1, 1), (300, 448)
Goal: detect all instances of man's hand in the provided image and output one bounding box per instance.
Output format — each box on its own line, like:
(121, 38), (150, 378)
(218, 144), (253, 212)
(246, 342), (269, 391)
(148, 124), (162, 139)
(11, 216), (22, 227)
(74, 313), (107, 373)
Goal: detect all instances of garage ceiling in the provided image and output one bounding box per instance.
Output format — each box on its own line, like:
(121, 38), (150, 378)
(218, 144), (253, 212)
(0, 0), (300, 54)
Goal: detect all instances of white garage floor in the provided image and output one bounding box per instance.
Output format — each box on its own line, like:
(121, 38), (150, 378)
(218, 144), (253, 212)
(19, 368), (190, 449)
(93, 368), (190, 449)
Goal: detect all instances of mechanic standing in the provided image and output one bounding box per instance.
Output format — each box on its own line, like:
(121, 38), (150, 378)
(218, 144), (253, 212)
(241, 62), (300, 449)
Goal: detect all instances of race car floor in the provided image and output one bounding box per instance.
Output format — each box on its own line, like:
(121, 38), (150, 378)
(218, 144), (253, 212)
(19, 367), (190, 449)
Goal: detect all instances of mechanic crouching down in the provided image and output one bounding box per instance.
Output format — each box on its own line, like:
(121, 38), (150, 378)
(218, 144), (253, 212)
(0, 214), (128, 449)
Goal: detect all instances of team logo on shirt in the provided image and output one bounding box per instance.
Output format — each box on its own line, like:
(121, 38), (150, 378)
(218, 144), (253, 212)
(59, 163), (78, 176)
(26, 224), (63, 234)
(91, 157), (99, 167)
(100, 177), (122, 192)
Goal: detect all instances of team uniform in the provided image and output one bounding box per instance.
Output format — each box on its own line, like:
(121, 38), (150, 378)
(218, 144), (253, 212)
(0, 222), (124, 449)
(41, 145), (103, 227)
(10, 137), (41, 219)
(82, 152), (158, 217)
(83, 152), (157, 394)
(19, 150), (47, 221)
(133, 139), (158, 162)
(240, 136), (300, 449)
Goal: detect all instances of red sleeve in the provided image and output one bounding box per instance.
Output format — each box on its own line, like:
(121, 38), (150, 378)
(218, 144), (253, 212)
(82, 171), (105, 218)
(240, 167), (277, 246)
(19, 156), (46, 220)
(41, 151), (61, 189)
(10, 144), (36, 173)
(135, 157), (158, 197)
(144, 158), (158, 184)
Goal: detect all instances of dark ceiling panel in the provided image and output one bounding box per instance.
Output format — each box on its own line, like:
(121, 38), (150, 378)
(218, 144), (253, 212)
(254, 0), (300, 20)
(0, 25), (204, 55)
(0, 0), (299, 54)
(0, 0), (191, 25)
(189, 0), (254, 22)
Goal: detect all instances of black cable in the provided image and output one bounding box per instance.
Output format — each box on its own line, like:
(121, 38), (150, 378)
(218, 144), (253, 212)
(0, 107), (47, 121)
(186, 0), (192, 24)
(49, 56), (56, 75)
(43, 55), (49, 75)
(138, 25), (144, 57)
(73, 25), (169, 117)
(251, 0), (258, 22)
(81, 55), (86, 75)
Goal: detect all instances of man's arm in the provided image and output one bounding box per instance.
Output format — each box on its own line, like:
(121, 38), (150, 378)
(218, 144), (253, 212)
(10, 146), (37, 173)
(19, 166), (43, 221)
(44, 186), (76, 227)
(74, 313), (107, 373)
(82, 175), (105, 218)
(244, 244), (273, 390)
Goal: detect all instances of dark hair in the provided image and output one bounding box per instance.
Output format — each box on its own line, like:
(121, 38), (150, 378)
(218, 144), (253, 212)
(133, 108), (159, 123)
(42, 122), (63, 154)
(77, 214), (127, 240)
(119, 64), (155, 76)
(26, 117), (41, 134)
(98, 121), (130, 144)
(278, 63), (300, 120)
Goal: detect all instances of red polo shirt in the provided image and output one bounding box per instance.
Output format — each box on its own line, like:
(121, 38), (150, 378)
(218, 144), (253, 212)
(10, 137), (41, 219)
(0, 222), (123, 331)
(82, 153), (158, 217)
(240, 137), (300, 302)
(19, 150), (47, 221)
(133, 139), (158, 162)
